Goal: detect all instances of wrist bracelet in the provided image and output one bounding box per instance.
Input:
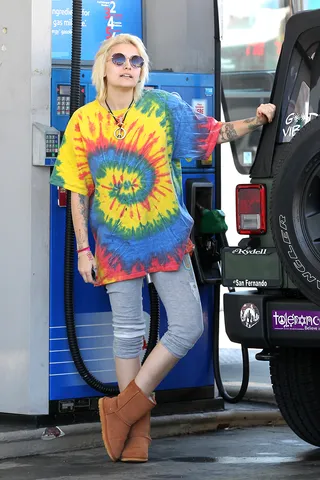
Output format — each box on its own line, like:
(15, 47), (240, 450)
(77, 246), (90, 254)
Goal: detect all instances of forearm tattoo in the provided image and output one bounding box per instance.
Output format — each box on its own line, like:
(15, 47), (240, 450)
(77, 229), (88, 249)
(220, 117), (262, 144)
(220, 122), (239, 142)
(79, 194), (89, 223)
(77, 194), (89, 249)
(243, 116), (261, 131)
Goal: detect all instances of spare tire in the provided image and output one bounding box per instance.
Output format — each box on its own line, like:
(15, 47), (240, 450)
(271, 116), (320, 307)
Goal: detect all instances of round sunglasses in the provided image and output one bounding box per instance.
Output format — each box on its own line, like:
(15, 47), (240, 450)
(111, 53), (144, 69)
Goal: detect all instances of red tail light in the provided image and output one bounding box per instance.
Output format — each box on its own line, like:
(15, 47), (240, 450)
(236, 184), (266, 235)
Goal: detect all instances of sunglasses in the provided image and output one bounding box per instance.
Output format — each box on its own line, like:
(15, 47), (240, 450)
(111, 53), (144, 69)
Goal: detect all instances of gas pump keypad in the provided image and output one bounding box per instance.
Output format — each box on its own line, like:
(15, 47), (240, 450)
(46, 134), (59, 158)
(56, 85), (85, 116)
(32, 123), (60, 166)
(57, 96), (71, 116)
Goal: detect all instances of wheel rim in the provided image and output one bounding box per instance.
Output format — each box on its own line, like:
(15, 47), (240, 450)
(301, 155), (320, 259)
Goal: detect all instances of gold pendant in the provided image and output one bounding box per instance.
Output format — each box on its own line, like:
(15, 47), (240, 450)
(114, 126), (126, 140)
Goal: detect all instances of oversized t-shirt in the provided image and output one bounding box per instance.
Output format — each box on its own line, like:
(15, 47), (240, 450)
(50, 89), (221, 286)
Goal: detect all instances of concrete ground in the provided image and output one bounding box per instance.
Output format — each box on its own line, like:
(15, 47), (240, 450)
(1, 425), (319, 480)
(0, 310), (278, 461)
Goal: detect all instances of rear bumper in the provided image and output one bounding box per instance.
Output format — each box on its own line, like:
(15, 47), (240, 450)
(223, 291), (320, 348)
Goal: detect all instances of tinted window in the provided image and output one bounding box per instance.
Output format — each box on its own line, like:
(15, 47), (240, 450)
(278, 32), (320, 144)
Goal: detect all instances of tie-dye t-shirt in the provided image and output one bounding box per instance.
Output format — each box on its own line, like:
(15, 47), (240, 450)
(50, 89), (221, 286)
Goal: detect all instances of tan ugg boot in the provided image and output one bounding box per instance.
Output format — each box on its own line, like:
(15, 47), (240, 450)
(98, 381), (156, 462)
(120, 411), (151, 463)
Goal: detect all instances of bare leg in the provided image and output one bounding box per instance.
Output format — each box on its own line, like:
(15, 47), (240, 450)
(134, 343), (178, 397)
(115, 357), (141, 392)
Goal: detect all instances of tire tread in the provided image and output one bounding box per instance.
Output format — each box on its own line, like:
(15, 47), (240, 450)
(270, 348), (320, 446)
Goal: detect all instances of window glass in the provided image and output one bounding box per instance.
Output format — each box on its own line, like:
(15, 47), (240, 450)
(278, 35), (320, 144)
(221, 0), (290, 73)
(305, 1), (320, 9)
(221, 0), (291, 173)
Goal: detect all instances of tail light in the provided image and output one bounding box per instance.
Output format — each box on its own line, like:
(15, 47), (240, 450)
(236, 184), (266, 235)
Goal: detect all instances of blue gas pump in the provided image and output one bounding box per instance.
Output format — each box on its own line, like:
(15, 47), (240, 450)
(49, 0), (223, 415)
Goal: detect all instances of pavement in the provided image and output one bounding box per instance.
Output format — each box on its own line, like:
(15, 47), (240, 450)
(0, 310), (279, 461)
(0, 401), (284, 460)
(1, 425), (319, 480)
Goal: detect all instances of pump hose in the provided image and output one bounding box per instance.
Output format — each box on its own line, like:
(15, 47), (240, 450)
(212, 233), (250, 403)
(210, 0), (249, 403)
(142, 280), (161, 365)
(64, 0), (160, 396)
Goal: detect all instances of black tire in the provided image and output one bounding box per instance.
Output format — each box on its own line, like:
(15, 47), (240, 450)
(271, 116), (320, 307)
(270, 347), (320, 446)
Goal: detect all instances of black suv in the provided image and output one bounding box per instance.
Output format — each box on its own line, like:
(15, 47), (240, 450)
(223, 9), (320, 447)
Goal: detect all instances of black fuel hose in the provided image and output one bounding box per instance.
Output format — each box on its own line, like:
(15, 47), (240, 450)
(211, 0), (249, 403)
(216, 88), (250, 403)
(64, 0), (159, 396)
(212, 232), (250, 403)
(212, 284), (250, 403)
(142, 281), (160, 365)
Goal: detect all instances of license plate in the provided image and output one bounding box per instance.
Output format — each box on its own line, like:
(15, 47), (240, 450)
(221, 247), (282, 288)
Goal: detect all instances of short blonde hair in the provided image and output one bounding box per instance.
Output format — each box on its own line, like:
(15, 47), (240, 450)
(92, 34), (150, 104)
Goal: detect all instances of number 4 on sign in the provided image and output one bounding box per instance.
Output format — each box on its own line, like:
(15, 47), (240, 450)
(108, 16), (114, 29)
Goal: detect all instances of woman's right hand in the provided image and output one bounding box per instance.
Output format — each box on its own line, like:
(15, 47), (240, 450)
(78, 249), (97, 284)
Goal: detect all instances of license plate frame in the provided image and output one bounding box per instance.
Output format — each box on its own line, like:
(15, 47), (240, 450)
(221, 247), (282, 288)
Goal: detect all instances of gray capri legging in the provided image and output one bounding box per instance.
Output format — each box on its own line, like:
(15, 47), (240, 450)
(105, 255), (204, 359)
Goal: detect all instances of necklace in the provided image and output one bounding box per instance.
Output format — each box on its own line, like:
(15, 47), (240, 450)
(105, 98), (134, 140)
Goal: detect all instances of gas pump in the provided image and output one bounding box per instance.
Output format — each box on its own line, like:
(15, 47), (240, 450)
(0, 0), (227, 420)
(47, 0), (227, 419)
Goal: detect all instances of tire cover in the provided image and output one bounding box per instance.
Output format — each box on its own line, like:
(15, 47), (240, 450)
(271, 116), (320, 306)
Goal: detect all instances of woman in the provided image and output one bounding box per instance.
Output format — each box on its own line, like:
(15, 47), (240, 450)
(50, 34), (276, 463)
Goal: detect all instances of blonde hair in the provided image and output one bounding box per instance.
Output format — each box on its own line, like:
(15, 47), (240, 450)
(92, 34), (150, 104)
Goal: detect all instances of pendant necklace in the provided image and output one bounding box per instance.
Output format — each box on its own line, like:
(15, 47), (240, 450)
(105, 98), (134, 140)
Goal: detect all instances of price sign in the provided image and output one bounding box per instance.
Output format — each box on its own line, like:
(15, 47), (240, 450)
(192, 99), (208, 116)
(52, 0), (142, 61)
(105, 2), (123, 39)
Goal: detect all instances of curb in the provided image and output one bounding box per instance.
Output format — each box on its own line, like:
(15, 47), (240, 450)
(224, 384), (277, 405)
(0, 407), (285, 460)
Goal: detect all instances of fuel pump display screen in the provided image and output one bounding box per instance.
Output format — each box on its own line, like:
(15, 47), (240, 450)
(59, 85), (71, 96)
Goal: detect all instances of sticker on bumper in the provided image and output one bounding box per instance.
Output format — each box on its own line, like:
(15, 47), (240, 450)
(272, 311), (320, 331)
(240, 303), (260, 329)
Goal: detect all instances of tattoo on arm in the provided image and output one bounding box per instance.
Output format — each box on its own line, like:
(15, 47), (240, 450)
(219, 117), (263, 144)
(77, 228), (88, 250)
(243, 117), (261, 131)
(71, 193), (90, 250)
(78, 194), (89, 248)
(79, 194), (89, 224)
(220, 123), (239, 142)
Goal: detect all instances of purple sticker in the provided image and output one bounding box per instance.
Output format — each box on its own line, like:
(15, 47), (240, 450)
(272, 310), (320, 331)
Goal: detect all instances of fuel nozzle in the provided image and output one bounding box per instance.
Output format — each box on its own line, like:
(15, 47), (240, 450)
(196, 203), (228, 235)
